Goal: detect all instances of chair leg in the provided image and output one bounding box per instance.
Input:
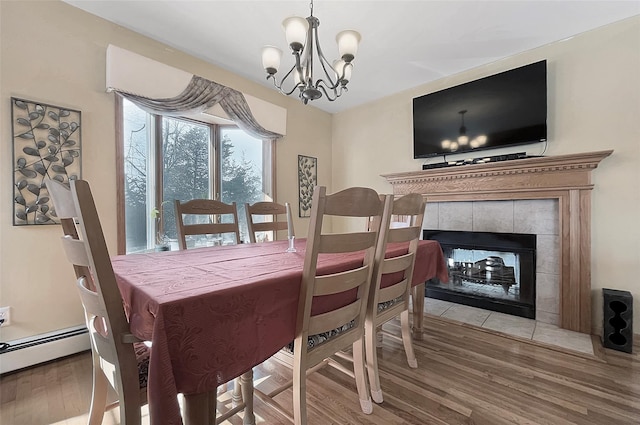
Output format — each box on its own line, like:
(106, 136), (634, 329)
(120, 373), (143, 425)
(218, 381), (228, 395)
(376, 325), (384, 348)
(412, 284), (425, 340)
(209, 390), (218, 424)
(292, 352), (307, 425)
(352, 338), (373, 414)
(364, 321), (384, 404)
(400, 310), (418, 368)
(232, 377), (242, 407)
(87, 358), (108, 425)
(184, 392), (210, 425)
(240, 370), (255, 425)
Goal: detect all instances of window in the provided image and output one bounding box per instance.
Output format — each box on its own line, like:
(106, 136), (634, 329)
(117, 97), (273, 254)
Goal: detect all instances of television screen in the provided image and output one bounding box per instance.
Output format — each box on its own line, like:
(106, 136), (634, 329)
(413, 60), (547, 159)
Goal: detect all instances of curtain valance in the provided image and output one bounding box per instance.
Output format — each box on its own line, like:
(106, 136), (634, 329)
(105, 44), (286, 140)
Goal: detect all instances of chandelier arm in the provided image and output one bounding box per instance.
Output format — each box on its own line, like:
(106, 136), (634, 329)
(312, 26), (341, 91)
(317, 61), (353, 92)
(276, 69), (304, 97)
(269, 51), (305, 96)
(314, 67), (340, 92)
(316, 83), (338, 101)
(270, 75), (303, 97)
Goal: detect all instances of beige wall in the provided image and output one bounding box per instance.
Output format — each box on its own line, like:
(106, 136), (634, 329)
(0, 1), (331, 342)
(332, 16), (640, 334)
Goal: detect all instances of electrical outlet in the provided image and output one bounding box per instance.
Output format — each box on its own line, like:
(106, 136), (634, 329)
(0, 306), (10, 326)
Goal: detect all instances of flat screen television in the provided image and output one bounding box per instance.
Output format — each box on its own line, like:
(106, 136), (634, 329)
(413, 60), (547, 159)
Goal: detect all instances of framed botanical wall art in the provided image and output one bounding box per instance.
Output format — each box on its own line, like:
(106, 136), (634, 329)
(297, 154), (317, 217)
(12, 97), (81, 225)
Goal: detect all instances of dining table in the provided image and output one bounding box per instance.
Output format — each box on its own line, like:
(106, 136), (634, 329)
(112, 237), (448, 425)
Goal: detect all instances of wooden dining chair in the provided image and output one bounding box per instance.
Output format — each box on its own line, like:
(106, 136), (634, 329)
(365, 193), (426, 404)
(174, 199), (241, 249)
(256, 186), (384, 425)
(46, 179), (149, 425)
(174, 199), (255, 424)
(244, 201), (290, 243)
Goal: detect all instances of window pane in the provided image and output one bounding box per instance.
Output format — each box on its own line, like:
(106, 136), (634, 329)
(119, 103), (274, 251)
(122, 99), (152, 253)
(162, 117), (211, 247)
(220, 128), (265, 242)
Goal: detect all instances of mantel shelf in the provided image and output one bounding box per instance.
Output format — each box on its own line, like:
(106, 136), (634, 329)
(382, 150), (612, 202)
(382, 150), (613, 334)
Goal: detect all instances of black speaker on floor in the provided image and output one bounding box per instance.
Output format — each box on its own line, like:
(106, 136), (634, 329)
(602, 289), (633, 353)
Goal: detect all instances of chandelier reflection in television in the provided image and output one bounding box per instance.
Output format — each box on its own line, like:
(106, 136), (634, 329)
(441, 110), (488, 152)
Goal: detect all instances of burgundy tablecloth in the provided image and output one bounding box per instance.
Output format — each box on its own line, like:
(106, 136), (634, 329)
(112, 238), (447, 425)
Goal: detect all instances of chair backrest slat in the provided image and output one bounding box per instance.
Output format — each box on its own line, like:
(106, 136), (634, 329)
(250, 221), (288, 233)
(307, 302), (362, 336)
(61, 236), (91, 267)
(91, 326), (118, 366)
(314, 266), (370, 296)
(181, 222), (239, 237)
(387, 226), (421, 244)
(47, 178), (78, 218)
(76, 277), (108, 319)
(322, 187), (382, 217)
(378, 278), (409, 302)
(245, 201), (285, 215)
(318, 232), (377, 253)
(381, 253), (414, 275)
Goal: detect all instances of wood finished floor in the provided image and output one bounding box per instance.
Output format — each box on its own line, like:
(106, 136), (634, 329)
(1, 316), (638, 425)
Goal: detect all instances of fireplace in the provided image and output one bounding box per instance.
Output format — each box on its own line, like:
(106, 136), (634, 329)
(383, 150), (612, 333)
(424, 230), (536, 318)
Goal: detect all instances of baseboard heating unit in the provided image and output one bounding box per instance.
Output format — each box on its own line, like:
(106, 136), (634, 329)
(0, 325), (90, 374)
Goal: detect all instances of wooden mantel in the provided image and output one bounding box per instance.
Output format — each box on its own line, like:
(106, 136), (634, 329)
(382, 150), (613, 334)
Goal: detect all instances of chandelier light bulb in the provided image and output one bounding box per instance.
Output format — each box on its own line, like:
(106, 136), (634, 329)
(458, 135), (469, 145)
(441, 139), (452, 149)
(336, 30), (361, 62)
(261, 46), (282, 75)
(282, 16), (309, 52)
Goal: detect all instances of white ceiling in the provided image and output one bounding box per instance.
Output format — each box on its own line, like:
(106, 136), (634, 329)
(64, 0), (639, 114)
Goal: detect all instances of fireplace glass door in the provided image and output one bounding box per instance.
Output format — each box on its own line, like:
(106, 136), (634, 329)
(424, 230), (536, 319)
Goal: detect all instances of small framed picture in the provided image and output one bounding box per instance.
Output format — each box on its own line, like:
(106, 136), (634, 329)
(297, 155), (317, 217)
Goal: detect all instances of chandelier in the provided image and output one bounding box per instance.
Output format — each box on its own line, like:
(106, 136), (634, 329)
(441, 110), (487, 151)
(261, 0), (361, 104)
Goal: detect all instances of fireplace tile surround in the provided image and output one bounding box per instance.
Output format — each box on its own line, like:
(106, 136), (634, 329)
(383, 150), (612, 334)
(423, 199), (560, 325)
